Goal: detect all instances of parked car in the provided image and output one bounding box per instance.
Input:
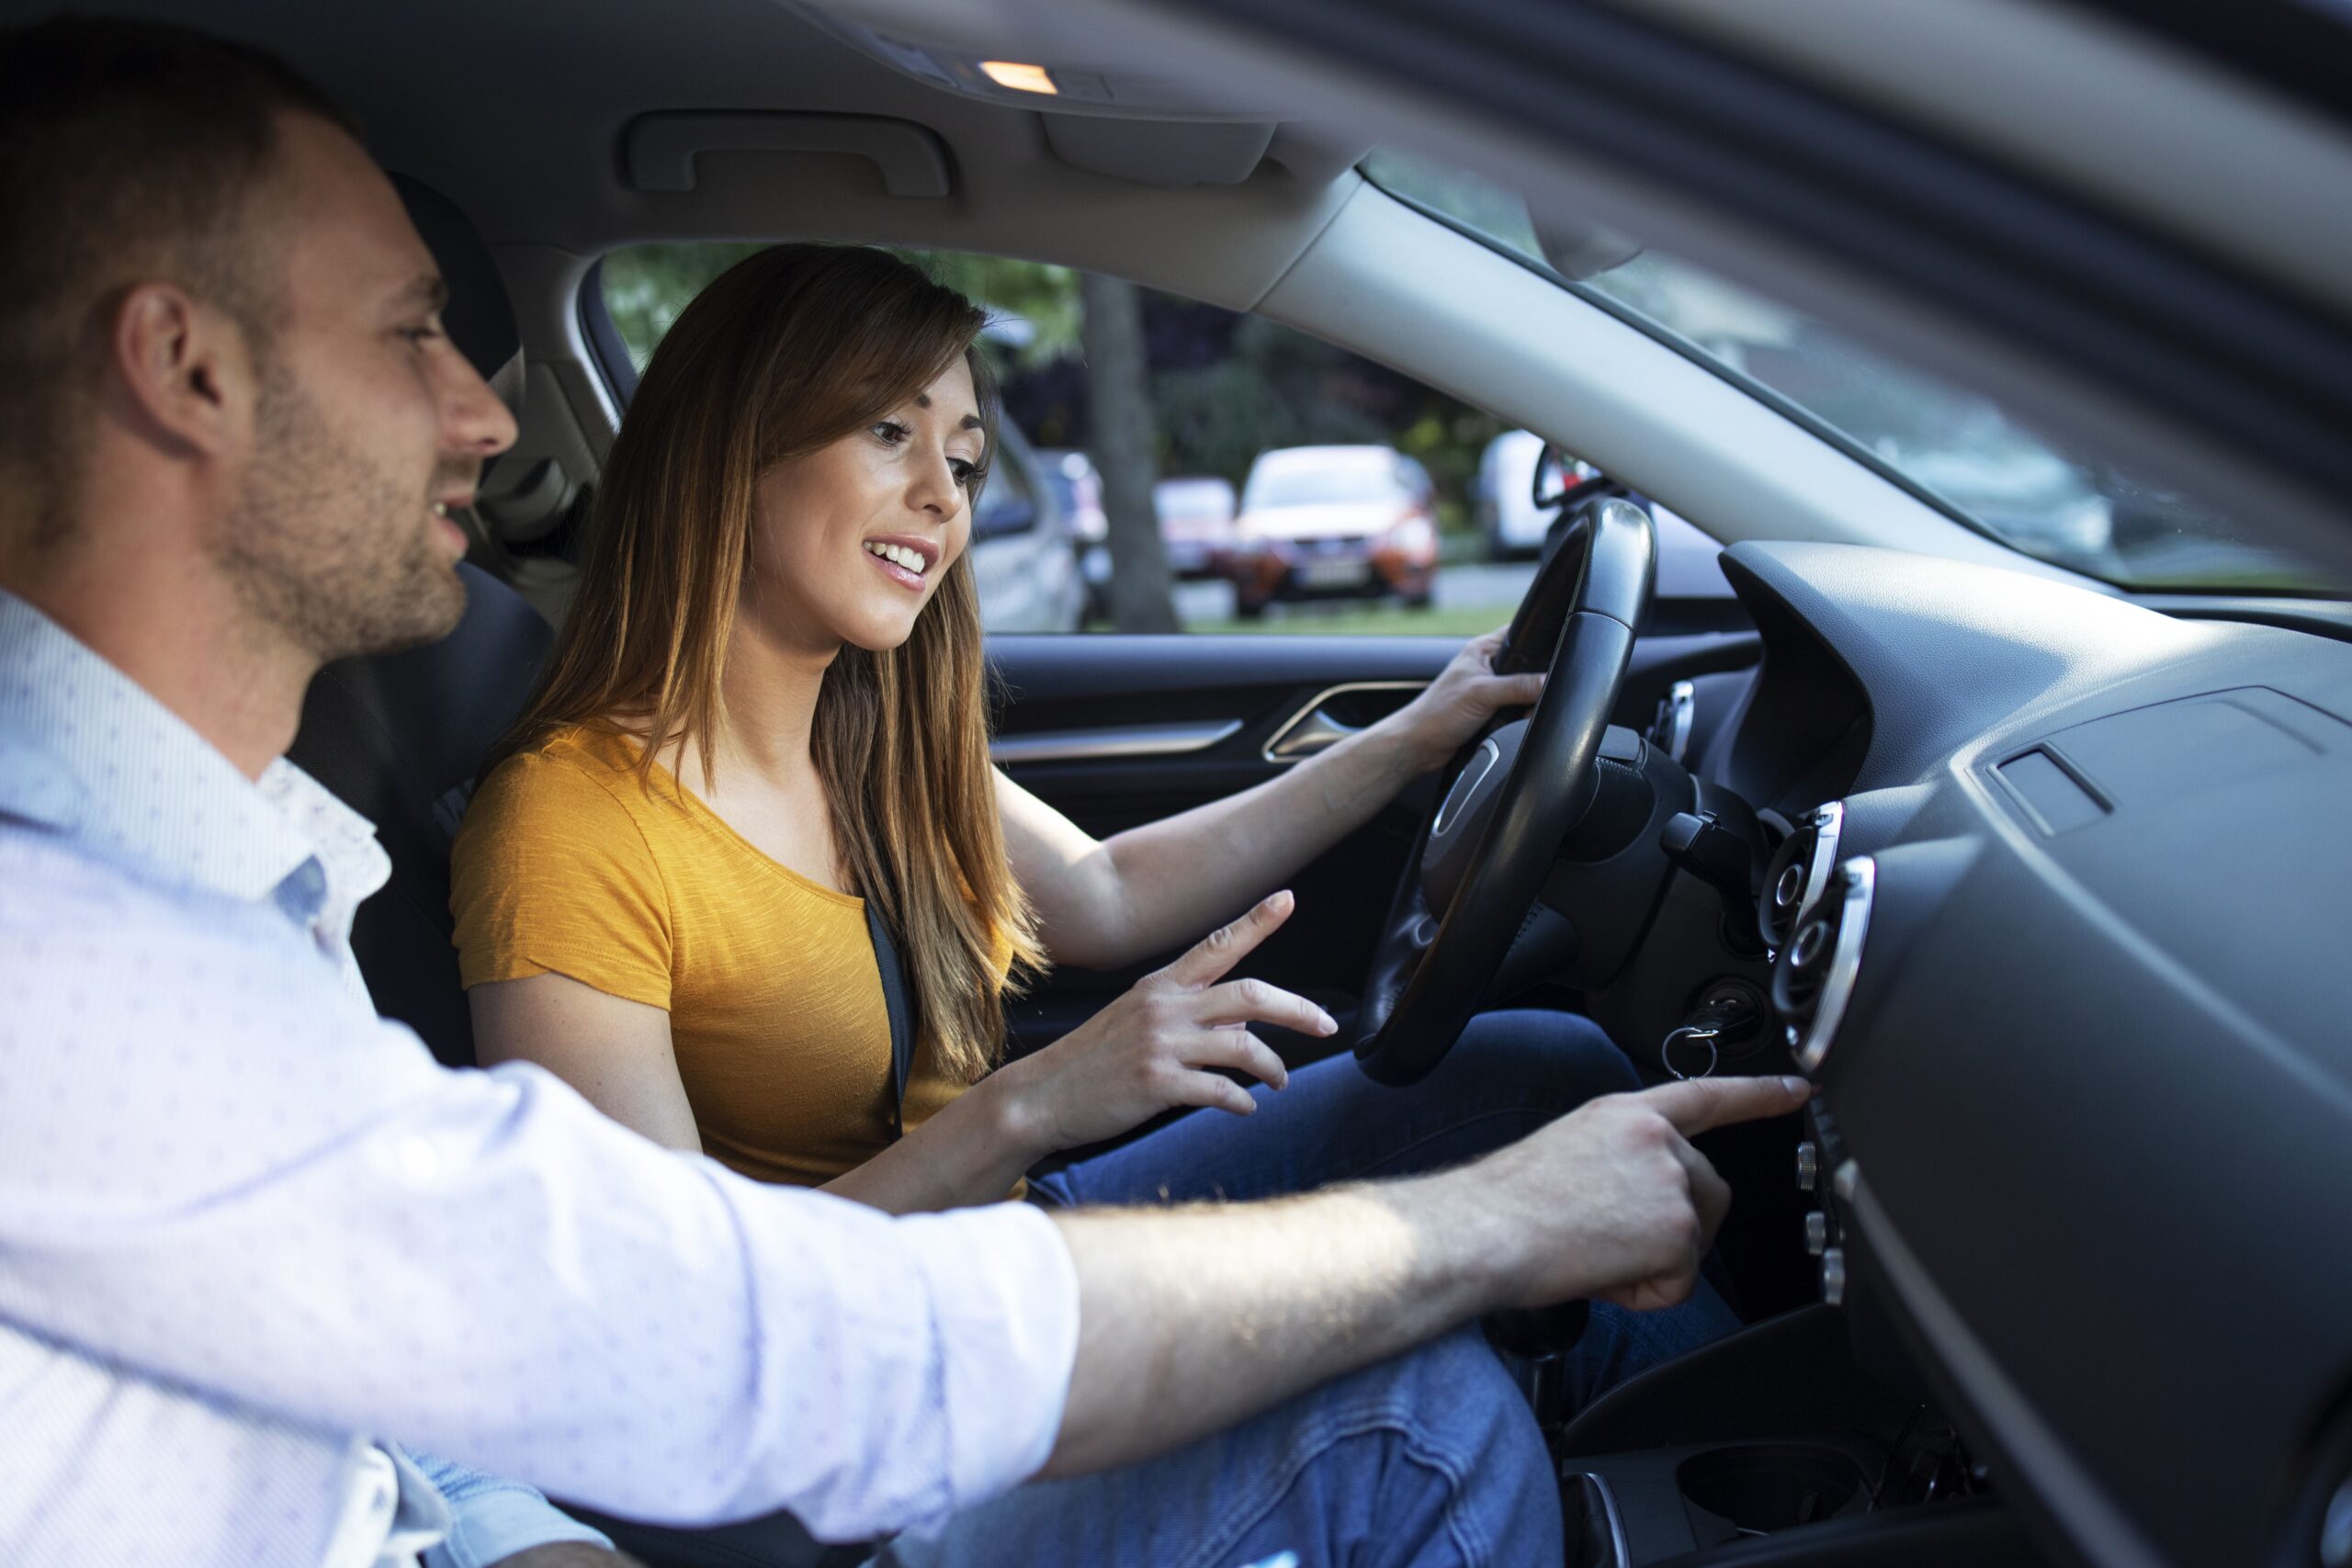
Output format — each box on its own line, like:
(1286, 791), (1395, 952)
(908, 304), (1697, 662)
(967, 421), (1085, 632)
(1474, 430), (1550, 559)
(1152, 475), (1237, 580)
(1037, 448), (1111, 621)
(1225, 445), (1439, 616)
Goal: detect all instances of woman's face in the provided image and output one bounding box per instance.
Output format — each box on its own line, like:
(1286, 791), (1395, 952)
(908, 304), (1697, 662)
(746, 357), (983, 656)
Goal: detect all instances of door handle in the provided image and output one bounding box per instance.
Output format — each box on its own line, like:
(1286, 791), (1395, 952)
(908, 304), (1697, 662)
(1261, 682), (1428, 763)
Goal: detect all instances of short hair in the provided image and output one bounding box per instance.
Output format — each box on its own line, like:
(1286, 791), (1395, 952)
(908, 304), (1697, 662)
(0, 16), (359, 539)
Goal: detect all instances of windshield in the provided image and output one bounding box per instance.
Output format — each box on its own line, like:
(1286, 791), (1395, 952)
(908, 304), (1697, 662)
(1363, 149), (2337, 594)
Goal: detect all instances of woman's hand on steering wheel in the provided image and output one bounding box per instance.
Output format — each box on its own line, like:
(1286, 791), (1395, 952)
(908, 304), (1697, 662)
(999, 891), (1340, 1156)
(1384, 628), (1548, 775)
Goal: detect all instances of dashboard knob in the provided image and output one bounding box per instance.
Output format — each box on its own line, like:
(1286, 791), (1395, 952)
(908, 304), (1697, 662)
(1795, 1140), (1818, 1191)
(1804, 1212), (1829, 1256)
(1821, 1247), (1847, 1307)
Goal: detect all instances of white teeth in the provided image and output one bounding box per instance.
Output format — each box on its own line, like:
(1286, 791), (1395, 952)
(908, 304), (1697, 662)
(866, 541), (926, 574)
(431, 502), (450, 517)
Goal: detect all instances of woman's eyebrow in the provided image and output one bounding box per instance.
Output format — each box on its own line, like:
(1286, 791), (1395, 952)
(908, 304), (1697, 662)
(910, 391), (985, 431)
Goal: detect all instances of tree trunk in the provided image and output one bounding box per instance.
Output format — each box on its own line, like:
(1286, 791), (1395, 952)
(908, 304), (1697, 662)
(1079, 272), (1180, 633)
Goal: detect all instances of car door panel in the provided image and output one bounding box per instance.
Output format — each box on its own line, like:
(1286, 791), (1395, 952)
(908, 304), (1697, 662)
(987, 627), (1760, 1056)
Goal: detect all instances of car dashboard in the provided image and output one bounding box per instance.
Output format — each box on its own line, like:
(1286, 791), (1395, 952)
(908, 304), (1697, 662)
(1706, 541), (2352, 1567)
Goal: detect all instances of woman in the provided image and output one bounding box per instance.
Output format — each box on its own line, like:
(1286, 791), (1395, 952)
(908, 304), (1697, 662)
(451, 244), (1728, 1380)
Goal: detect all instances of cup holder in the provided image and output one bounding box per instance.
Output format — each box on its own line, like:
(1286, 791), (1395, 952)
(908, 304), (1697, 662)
(1677, 1443), (1869, 1545)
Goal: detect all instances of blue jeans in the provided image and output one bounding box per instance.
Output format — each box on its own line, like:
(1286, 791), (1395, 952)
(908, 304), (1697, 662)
(888, 1010), (1737, 1568)
(880, 1325), (1559, 1568)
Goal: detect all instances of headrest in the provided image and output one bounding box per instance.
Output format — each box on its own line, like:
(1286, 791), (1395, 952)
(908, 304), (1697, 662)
(390, 172), (524, 416)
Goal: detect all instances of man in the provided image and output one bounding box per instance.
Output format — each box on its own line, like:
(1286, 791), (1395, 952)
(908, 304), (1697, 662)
(0, 16), (1809, 1568)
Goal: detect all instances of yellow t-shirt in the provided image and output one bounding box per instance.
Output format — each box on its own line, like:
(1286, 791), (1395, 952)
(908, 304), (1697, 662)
(449, 724), (969, 1187)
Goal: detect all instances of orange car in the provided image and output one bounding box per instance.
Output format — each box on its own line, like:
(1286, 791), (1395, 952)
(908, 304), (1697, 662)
(1222, 445), (1439, 617)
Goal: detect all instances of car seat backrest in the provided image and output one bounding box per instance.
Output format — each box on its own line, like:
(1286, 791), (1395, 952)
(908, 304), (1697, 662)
(287, 175), (544, 1067)
(292, 563), (549, 1066)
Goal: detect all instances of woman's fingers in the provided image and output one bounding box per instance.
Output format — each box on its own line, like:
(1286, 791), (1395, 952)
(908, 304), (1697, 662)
(1193, 975), (1337, 1038)
(1185, 1025), (1291, 1089)
(1165, 1068), (1261, 1118)
(1489, 671), (1546, 708)
(1159, 891), (1298, 989)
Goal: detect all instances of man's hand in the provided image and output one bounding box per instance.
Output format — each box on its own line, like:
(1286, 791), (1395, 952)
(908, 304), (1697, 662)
(1476, 1075), (1814, 1312)
(1044, 1069), (1808, 1476)
(997, 891), (1339, 1154)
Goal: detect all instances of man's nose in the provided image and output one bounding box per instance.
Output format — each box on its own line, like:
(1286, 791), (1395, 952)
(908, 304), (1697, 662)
(443, 350), (518, 461)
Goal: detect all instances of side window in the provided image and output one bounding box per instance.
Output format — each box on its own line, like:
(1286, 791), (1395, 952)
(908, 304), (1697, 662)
(594, 244), (1641, 634)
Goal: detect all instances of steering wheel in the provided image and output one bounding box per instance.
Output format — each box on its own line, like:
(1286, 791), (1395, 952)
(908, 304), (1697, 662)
(1353, 495), (1657, 1087)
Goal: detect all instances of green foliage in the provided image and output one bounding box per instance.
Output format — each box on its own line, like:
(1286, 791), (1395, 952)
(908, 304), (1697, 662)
(1186, 602), (1504, 637)
(599, 243), (766, 369)
(893, 251), (1082, 366)
(596, 243), (1515, 535)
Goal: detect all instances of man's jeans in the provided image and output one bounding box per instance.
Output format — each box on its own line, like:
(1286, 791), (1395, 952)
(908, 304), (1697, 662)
(886, 1010), (1737, 1567)
(880, 1326), (1561, 1568)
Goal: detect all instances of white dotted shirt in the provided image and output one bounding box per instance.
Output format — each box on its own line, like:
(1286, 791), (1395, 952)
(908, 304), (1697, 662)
(0, 589), (1080, 1564)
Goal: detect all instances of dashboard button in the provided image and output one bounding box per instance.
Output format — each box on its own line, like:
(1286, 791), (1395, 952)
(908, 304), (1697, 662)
(1795, 1141), (1818, 1191)
(1804, 1212), (1830, 1256)
(1821, 1247), (1847, 1307)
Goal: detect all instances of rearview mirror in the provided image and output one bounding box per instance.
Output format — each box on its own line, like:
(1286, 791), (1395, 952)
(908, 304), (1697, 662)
(1532, 444), (1609, 511)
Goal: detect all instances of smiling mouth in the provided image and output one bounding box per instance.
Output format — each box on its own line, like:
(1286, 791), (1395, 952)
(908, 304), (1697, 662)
(864, 538), (932, 589)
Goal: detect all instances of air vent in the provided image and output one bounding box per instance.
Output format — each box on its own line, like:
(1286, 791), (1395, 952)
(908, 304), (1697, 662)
(1772, 855), (1875, 1073)
(1758, 800), (1844, 953)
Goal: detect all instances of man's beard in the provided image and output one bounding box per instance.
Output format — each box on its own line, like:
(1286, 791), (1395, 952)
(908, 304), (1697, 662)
(212, 362), (470, 664)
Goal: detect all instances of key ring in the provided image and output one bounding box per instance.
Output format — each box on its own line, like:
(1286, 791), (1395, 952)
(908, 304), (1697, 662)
(1662, 1024), (1720, 1081)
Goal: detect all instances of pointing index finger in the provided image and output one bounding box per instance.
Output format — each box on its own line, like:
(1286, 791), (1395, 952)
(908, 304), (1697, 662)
(1160, 890), (1296, 989)
(1638, 1075), (1814, 1137)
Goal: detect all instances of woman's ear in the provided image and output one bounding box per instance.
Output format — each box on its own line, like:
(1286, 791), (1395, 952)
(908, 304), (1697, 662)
(109, 283), (252, 461)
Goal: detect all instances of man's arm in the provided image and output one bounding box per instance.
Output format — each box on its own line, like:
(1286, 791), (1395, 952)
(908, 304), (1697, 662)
(1043, 1076), (1807, 1475)
(2, 865), (1801, 1542)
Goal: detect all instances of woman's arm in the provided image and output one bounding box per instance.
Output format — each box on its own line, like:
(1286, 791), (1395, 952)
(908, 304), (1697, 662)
(469, 974), (1049, 1211)
(470, 900), (1332, 1216)
(470, 975), (704, 1151)
(1001, 629), (1545, 971)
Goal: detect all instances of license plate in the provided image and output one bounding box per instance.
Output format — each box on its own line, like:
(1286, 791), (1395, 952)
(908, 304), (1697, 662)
(1296, 558), (1371, 588)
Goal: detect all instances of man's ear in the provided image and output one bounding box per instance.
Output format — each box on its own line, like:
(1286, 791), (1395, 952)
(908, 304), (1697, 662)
(109, 283), (251, 460)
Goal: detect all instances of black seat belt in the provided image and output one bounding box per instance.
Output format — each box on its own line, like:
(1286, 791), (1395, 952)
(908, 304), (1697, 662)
(866, 902), (916, 1138)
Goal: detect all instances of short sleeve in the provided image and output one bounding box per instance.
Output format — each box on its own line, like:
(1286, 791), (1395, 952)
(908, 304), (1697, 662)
(450, 749), (674, 1010)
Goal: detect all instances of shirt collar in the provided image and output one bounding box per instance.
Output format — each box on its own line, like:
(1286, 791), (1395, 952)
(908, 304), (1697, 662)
(0, 587), (386, 910)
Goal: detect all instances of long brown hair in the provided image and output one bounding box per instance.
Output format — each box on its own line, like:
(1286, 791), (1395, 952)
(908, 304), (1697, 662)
(497, 243), (1041, 1081)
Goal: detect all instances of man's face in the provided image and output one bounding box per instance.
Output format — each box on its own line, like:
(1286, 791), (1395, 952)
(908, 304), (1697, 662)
(209, 113), (516, 662)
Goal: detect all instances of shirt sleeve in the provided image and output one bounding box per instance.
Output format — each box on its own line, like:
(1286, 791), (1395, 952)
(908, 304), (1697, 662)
(450, 750), (675, 1010)
(401, 1446), (615, 1568)
(0, 872), (1080, 1542)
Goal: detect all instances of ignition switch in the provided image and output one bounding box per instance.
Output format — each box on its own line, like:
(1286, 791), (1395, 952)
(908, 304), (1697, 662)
(1659, 984), (1765, 1078)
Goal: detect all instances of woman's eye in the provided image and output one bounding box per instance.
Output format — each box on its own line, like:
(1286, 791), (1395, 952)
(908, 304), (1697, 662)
(872, 421), (910, 445)
(951, 460), (979, 483)
(400, 326), (443, 347)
